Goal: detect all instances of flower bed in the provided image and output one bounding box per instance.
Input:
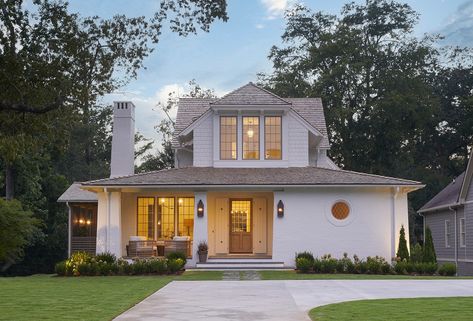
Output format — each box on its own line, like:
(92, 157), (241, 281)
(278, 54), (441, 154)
(295, 252), (455, 276)
(55, 251), (187, 276)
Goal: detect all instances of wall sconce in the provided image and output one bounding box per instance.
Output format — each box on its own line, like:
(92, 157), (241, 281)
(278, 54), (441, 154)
(197, 200), (204, 218)
(277, 200), (284, 218)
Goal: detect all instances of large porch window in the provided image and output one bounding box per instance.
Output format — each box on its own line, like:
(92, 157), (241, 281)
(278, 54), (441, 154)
(70, 203), (97, 255)
(137, 196), (194, 240)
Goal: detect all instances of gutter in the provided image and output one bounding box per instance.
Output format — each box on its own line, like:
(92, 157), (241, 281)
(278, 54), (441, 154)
(66, 202), (72, 257)
(391, 187), (400, 259)
(105, 187), (112, 252)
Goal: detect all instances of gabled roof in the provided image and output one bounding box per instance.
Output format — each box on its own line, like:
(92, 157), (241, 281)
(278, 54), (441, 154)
(81, 167), (421, 187)
(58, 182), (98, 202)
(418, 172), (465, 213)
(171, 83), (330, 148)
(420, 148), (473, 213)
(211, 82), (290, 105)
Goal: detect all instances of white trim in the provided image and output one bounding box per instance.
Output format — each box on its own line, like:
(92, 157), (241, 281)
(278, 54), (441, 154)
(445, 220), (451, 248)
(179, 109), (213, 137)
(418, 203), (461, 213)
(287, 109), (323, 138)
(66, 202), (72, 257)
(460, 217), (466, 248)
(82, 184), (423, 190)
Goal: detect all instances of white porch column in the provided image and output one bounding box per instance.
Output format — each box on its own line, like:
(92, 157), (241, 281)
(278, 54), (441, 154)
(191, 191), (208, 266)
(109, 191), (122, 257)
(95, 190), (122, 257)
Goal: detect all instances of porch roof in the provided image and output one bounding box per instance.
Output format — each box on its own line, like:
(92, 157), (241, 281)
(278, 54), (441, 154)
(81, 167), (422, 188)
(58, 182), (98, 202)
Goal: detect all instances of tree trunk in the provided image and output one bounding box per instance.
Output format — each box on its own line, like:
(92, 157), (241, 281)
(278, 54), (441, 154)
(5, 163), (14, 200)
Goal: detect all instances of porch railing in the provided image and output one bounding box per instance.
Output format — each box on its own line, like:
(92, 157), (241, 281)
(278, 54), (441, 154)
(127, 240), (192, 258)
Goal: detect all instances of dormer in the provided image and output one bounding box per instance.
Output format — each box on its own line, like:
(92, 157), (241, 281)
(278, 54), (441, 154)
(172, 83), (337, 169)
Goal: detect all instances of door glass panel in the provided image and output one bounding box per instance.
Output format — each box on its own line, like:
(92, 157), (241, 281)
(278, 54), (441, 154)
(231, 200), (251, 233)
(157, 197), (175, 239)
(178, 197), (194, 239)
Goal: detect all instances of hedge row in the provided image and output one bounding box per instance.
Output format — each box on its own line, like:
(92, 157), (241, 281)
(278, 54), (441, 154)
(55, 251), (187, 276)
(295, 252), (456, 276)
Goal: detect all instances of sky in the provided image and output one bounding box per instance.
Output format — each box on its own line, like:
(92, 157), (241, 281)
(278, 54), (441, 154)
(66, 0), (473, 147)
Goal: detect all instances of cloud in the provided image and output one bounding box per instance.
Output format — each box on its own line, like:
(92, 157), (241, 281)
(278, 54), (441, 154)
(438, 0), (473, 46)
(255, 23), (265, 29)
(260, 0), (291, 19)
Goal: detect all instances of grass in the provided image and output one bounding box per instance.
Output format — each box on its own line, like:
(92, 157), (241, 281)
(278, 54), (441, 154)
(260, 270), (473, 280)
(0, 271), (221, 321)
(309, 297), (473, 321)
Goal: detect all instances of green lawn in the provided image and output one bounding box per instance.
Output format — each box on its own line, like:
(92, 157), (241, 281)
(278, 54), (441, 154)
(260, 270), (473, 280)
(309, 297), (473, 321)
(0, 271), (222, 321)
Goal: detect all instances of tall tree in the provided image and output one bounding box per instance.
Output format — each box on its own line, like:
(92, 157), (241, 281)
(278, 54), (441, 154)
(260, 0), (473, 243)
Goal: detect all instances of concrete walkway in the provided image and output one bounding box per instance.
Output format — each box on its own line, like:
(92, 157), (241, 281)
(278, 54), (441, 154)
(114, 280), (473, 321)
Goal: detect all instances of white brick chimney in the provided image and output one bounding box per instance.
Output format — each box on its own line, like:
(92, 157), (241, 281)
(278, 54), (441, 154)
(110, 101), (135, 178)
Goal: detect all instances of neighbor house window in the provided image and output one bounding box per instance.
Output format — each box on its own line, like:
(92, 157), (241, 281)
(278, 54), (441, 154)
(137, 197), (155, 240)
(445, 220), (451, 248)
(157, 197), (175, 239)
(265, 116), (282, 159)
(331, 201), (350, 220)
(460, 218), (466, 248)
(178, 197), (195, 239)
(243, 116), (260, 159)
(220, 116), (237, 160)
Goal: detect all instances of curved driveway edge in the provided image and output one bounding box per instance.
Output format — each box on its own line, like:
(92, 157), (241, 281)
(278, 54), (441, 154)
(114, 280), (473, 321)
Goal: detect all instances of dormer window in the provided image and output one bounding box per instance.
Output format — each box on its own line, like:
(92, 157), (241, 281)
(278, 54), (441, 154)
(243, 116), (260, 160)
(265, 116), (282, 160)
(220, 116), (237, 160)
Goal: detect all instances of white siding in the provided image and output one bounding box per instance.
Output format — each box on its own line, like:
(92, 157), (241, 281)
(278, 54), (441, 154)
(287, 115), (308, 167)
(272, 187), (401, 266)
(193, 115), (213, 167)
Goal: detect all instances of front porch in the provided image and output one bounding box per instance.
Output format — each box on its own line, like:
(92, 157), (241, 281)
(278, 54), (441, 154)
(79, 188), (275, 266)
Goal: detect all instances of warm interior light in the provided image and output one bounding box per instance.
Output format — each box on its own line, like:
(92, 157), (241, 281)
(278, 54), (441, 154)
(86, 220), (91, 225)
(158, 220), (161, 225)
(160, 198), (165, 204)
(247, 128), (254, 138)
(278, 208), (283, 212)
(79, 219), (84, 224)
(178, 198), (183, 204)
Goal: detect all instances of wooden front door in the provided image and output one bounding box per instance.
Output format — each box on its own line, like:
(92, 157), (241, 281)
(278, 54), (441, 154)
(230, 200), (252, 253)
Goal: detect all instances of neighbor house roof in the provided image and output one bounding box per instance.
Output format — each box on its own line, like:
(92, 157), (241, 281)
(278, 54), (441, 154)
(57, 182), (98, 202)
(81, 167), (421, 187)
(418, 172), (465, 213)
(171, 83), (330, 149)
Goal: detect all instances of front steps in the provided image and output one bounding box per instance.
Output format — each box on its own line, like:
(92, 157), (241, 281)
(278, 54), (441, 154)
(193, 258), (287, 270)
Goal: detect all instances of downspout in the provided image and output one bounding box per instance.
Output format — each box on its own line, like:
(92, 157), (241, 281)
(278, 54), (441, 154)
(66, 202), (72, 257)
(391, 187), (400, 259)
(449, 206), (458, 272)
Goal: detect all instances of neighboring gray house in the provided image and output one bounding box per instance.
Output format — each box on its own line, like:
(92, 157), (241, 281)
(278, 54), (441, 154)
(419, 150), (473, 276)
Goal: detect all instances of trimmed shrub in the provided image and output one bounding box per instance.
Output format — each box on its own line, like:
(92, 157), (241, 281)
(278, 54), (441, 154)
(166, 251), (187, 265)
(132, 260), (146, 275)
(55, 260), (67, 276)
(320, 254), (338, 273)
(118, 259), (133, 275)
(438, 263), (457, 276)
(423, 227), (437, 263)
(410, 243), (423, 263)
(149, 258), (167, 274)
(394, 260), (409, 275)
(338, 253), (355, 274)
(167, 258), (185, 273)
(296, 257), (313, 273)
(313, 258), (322, 273)
(96, 252), (117, 264)
(296, 251), (315, 262)
(67, 251), (92, 276)
(396, 225), (409, 261)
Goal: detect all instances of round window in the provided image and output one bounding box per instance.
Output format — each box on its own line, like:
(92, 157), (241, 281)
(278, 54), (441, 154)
(331, 201), (350, 220)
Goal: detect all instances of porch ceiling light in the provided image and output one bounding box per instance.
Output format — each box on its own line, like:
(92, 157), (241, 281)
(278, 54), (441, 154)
(247, 128), (254, 138)
(277, 200), (284, 218)
(197, 200), (204, 218)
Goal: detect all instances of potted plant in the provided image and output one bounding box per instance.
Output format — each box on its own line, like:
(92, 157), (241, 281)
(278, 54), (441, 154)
(197, 241), (208, 263)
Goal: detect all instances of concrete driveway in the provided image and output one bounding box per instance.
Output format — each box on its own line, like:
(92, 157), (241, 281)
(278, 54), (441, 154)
(114, 280), (473, 321)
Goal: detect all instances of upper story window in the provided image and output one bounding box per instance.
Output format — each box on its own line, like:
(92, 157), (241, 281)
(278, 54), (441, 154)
(220, 116), (237, 160)
(265, 116), (282, 160)
(243, 116), (260, 160)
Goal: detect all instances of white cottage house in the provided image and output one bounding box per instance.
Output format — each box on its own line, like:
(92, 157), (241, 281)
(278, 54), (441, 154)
(58, 83), (423, 268)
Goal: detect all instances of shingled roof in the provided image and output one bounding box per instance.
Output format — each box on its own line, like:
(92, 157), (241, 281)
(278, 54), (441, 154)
(171, 83), (330, 148)
(419, 172), (465, 212)
(58, 182), (98, 202)
(82, 167), (421, 187)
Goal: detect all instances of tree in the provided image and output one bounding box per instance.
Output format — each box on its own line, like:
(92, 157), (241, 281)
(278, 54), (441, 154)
(260, 0), (473, 242)
(396, 225), (409, 261)
(0, 198), (40, 271)
(423, 226), (437, 263)
(0, 0), (228, 199)
(137, 80), (217, 172)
